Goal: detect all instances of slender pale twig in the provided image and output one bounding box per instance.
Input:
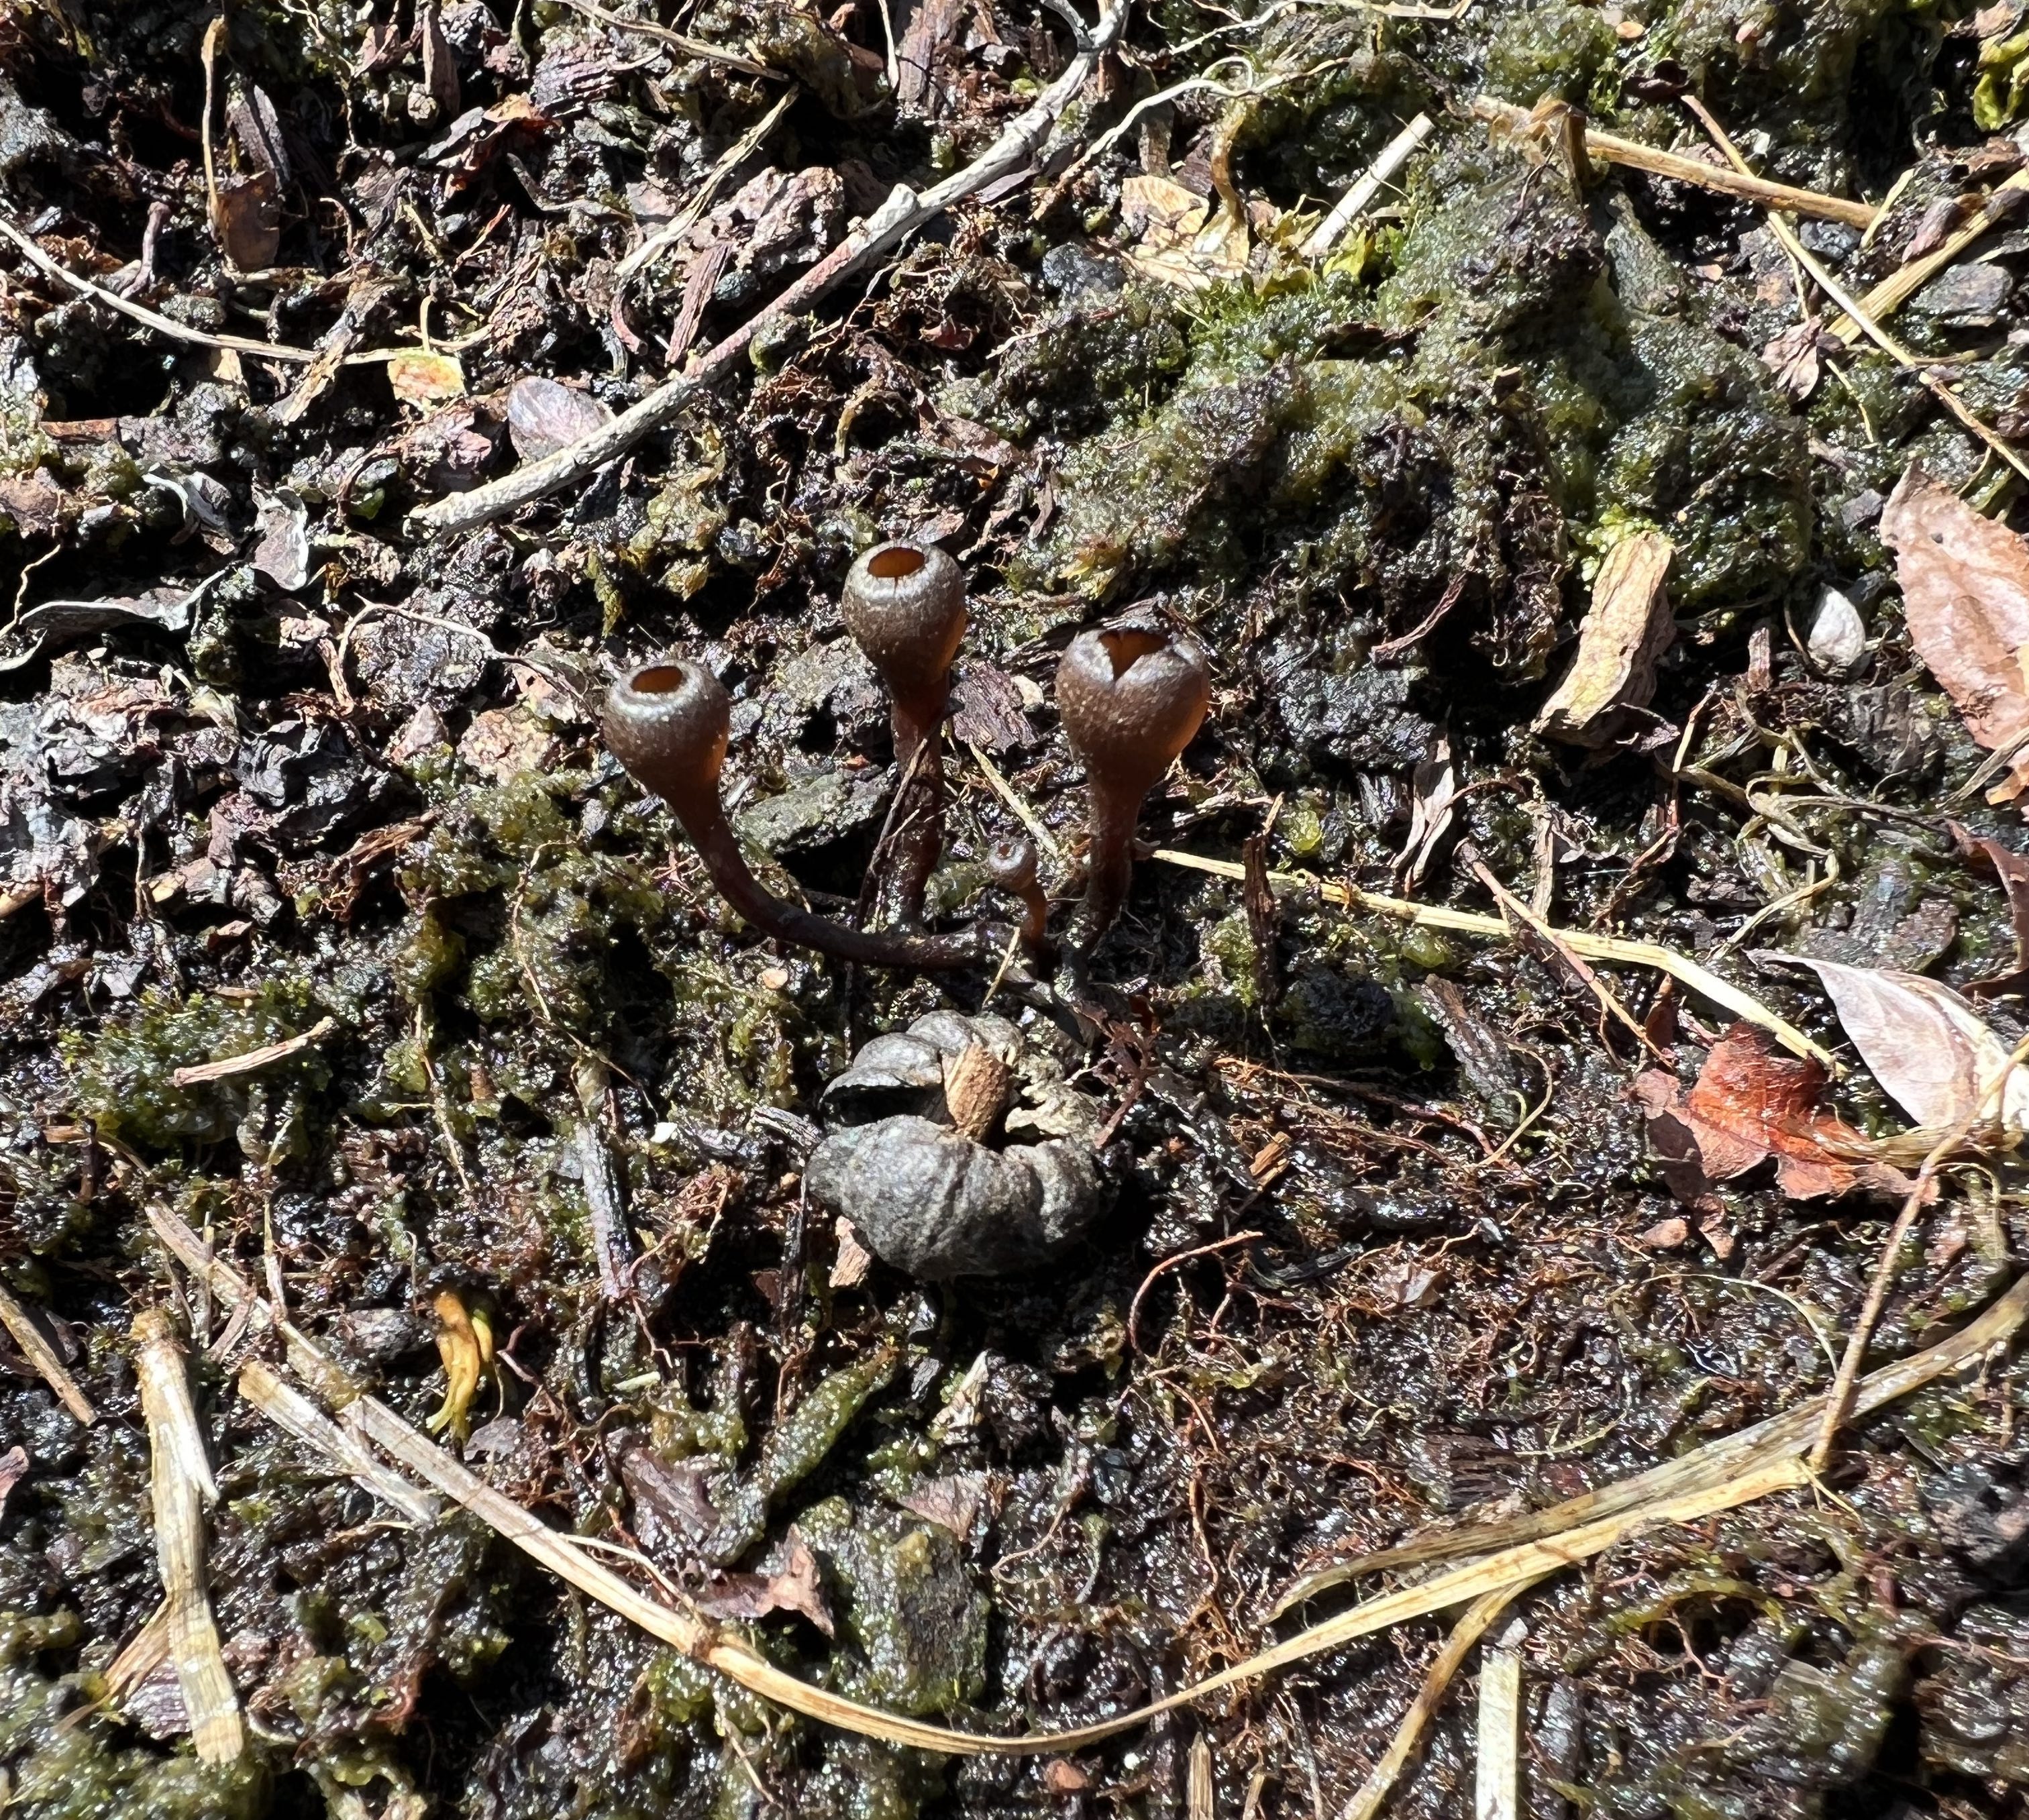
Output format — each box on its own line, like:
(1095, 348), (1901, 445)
(412, 0), (1131, 535)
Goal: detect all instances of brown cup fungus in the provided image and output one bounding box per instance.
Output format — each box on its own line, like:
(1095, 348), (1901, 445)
(841, 539), (966, 926)
(1055, 626), (1210, 939)
(603, 659), (986, 971)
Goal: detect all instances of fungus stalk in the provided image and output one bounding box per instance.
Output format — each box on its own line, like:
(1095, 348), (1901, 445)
(605, 661), (988, 971)
(1055, 626), (1210, 941)
(841, 540), (966, 927)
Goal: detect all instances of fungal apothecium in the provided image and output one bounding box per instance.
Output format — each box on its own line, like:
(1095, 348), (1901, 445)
(602, 541), (1210, 971)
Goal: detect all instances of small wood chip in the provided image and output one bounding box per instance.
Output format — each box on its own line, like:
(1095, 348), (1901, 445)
(942, 1042), (1013, 1141)
(1638, 1216), (1692, 1251)
(1187, 1733), (1215, 1820)
(831, 1217), (875, 1291)
(171, 1014), (337, 1087)
(1475, 1618), (1526, 1820)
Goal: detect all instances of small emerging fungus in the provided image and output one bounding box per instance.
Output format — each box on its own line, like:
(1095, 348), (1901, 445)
(1055, 625), (1210, 939)
(986, 835), (1049, 953)
(604, 659), (988, 970)
(841, 539), (966, 926)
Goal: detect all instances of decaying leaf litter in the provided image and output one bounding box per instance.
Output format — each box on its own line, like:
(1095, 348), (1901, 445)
(17, 0), (2029, 1817)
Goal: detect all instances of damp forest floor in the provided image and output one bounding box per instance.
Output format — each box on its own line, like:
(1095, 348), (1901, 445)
(13, 1), (2029, 1817)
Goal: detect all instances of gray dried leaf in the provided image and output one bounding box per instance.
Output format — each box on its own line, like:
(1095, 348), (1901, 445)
(805, 1115), (1102, 1279)
(250, 490), (311, 591)
(506, 375), (612, 462)
(1806, 585), (1867, 678)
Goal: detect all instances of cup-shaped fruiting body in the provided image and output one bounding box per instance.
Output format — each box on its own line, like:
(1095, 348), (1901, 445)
(604, 660), (988, 971)
(841, 540), (967, 928)
(986, 835), (1049, 953)
(1056, 625), (1210, 939)
(841, 541), (967, 738)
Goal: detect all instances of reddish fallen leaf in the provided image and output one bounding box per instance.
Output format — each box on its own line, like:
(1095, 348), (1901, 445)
(1879, 464), (2029, 799)
(1632, 1022), (1916, 1202)
(0, 1445), (25, 1515)
(1636, 1215), (1691, 1250)
(692, 1534), (833, 1636)
(1954, 822), (2029, 995)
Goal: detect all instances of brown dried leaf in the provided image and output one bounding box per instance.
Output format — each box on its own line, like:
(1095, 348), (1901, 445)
(1119, 173), (1250, 291)
(420, 1), (461, 117)
(0, 471), (66, 536)
(1761, 319), (1824, 400)
(1879, 464), (2029, 798)
(1955, 824), (2029, 994)
(1534, 532), (1675, 746)
(0, 1444), (25, 1514)
(210, 171), (280, 273)
(1632, 1022), (1914, 1201)
(692, 1535), (833, 1636)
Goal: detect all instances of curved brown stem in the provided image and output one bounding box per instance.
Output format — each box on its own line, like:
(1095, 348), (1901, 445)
(1076, 782), (1141, 945)
(605, 661), (991, 972)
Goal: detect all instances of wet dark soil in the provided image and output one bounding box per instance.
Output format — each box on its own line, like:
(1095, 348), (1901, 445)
(6, 2), (2029, 1817)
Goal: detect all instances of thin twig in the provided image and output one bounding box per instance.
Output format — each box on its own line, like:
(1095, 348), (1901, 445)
(1680, 97), (2029, 487)
(236, 1359), (441, 1525)
(968, 739), (1065, 869)
(615, 86), (797, 293)
(1304, 112), (1435, 259)
(171, 1016), (335, 1089)
(1461, 849), (1661, 1062)
(0, 217), (486, 368)
(1339, 1580), (1542, 1820)
(0, 1281), (96, 1424)
(1150, 848), (1835, 1070)
(1471, 95), (1877, 228)
(411, 0), (1130, 536)
(554, 0), (774, 76)
(1833, 167), (2029, 345)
